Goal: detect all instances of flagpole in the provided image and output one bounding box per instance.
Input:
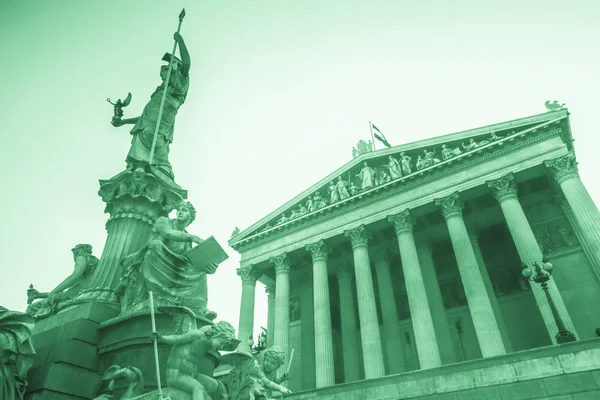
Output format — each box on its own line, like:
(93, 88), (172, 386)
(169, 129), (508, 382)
(149, 8), (186, 166)
(369, 120), (376, 151)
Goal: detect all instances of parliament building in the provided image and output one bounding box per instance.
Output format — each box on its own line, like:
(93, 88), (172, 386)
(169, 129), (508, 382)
(229, 109), (600, 399)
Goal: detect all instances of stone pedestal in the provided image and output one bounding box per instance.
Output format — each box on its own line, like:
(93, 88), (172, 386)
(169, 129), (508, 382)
(435, 193), (506, 358)
(86, 167), (188, 297)
(345, 225), (385, 379)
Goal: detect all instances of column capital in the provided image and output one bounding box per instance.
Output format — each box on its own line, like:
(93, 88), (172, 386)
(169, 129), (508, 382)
(545, 152), (579, 185)
(388, 209), (414, 234)
(487, 173), (518, 203)
(306, 240), (329, 262)
(270, 253), (291, 275)
(335, 265), (354, 281)
(265, 285), (276, 297)
(237, 264), (262, 286)
(345, 225), (371, 249)
(434, 192), (463, 219)
(374, 259), (391, 272)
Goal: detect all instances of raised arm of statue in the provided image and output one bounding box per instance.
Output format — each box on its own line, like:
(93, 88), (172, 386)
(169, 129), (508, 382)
(111, 116), (140, 127)
(154, 216), (202, 244)
(49, 255), (88, 296)
(174, 32), (191, 76)
(156, 328), (205, 345)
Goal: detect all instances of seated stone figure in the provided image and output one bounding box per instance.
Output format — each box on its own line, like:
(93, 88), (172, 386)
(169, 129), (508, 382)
(227, 346), (292, 400)
(0, 306), (36, 400)
(118, 201), (218, 320)
(27, 244), (99, 319)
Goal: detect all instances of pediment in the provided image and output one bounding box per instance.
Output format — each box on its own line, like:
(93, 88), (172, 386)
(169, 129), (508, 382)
(229, 110), (570, 249)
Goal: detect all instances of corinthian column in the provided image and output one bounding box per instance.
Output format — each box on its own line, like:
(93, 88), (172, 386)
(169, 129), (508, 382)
(299, 278), (316, 390)
(344, 226), (385, 378)
(389, 211), (441, 369)
(434, 193), (506, 357)
(306, 240), (335, 387)
(336, 266), (361, 382)
(414, 236), (457, 365)
(487, 173), (578, 342)
(270, 253), (291, 373)
(266, 285), (275, 347)
(236, 264), (262, 353)
(546, 152), (600, 280)
(373, 258), (406, 373)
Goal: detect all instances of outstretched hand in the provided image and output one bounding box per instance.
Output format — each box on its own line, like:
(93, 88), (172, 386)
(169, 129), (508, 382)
(111, 116), (125, 127)
(150, 331), (162, 343)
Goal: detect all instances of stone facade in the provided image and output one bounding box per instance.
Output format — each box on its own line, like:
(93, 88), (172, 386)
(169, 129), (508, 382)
(231, 109), (600, 396)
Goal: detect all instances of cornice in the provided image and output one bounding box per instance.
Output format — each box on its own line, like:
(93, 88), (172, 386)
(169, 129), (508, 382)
(232, 120), (565, 252)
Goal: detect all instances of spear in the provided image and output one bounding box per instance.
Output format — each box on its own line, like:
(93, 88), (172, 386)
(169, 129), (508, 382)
(149, 291), (168, 400)
(148, 8), (186, 166)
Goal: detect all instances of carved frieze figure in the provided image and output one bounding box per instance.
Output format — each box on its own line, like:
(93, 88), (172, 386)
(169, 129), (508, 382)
(400, 152), (412, 175)
(357, 162), (376, 190)
(110, 33), (191, 179)
(329, 181), (339, 204)
(557, 225), (576, 246)
(416, 155), (425, 171)
(0, 306), (36, 400)
(533, 227), (553, 254)
(386, 155), (402, 179)
(227, 346), (292, 400)
(441, 144), (462, 160)
(423, 149), (441, 167)
(290, 204), (308, 219)
(290, 299), (300, 321)
(462, 138), (479, 151)
(348, 181), (360, 196)
(118, 201), (219, 320)
(336, 176), (350, 200)
(275, 213), (289, 225)
(489, 131), (502, 141)
(378, 170), (391, 185)
(352, 140), (373, 158)
(27, 244), (99, 319)
(305, 196), (314, 213)
(312, 192), (327, 210)
(545, 100), (566, 112)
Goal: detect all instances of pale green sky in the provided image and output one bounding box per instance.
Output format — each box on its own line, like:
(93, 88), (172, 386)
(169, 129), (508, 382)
(1, 0), (599, 338)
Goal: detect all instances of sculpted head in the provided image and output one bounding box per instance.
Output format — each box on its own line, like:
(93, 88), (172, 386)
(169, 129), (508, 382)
(205, 321), (236, 351)
(175, 201), (196, 226)
(261, 346), (285, 373)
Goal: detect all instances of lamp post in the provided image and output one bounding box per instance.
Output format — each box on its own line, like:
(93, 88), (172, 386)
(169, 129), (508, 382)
(521, 260), (576, 344)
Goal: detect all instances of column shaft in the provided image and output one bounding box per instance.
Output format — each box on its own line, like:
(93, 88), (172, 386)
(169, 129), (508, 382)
(271, 254), (291, 374)
(337, 269), (361, 382)
(345, 226), (385, 379)
(236, 265), (260, 353)
(414, 237), (457, 365)
(488, 174), (578, 342)
(435, 194), (506, 357)
(374, 260), (406, 373)
(266, 286), (275, 347)
(300, 281), (316, 389)
(306, 241), (335, 387)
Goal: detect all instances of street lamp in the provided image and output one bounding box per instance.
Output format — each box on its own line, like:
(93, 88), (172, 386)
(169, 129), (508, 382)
(521, 260), (576, 344)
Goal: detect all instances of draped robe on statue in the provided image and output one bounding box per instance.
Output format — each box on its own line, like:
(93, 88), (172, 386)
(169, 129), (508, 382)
(119, 216), (209, 317)
(0, 307), (36, 400)
(127, 68), (190, 175)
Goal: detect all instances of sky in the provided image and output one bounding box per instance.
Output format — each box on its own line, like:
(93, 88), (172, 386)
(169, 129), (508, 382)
(1, 0), (599, 340)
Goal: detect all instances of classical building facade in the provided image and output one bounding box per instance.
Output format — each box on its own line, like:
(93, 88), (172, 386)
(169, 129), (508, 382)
(229, 109), (600, 398)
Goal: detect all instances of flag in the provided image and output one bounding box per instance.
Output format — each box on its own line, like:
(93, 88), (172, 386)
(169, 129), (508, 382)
(371, 123), (391, 148)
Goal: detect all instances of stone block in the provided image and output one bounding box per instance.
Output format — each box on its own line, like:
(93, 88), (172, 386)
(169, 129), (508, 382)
(27, 363), (101, 398)
(45, 339), (98, 370)
(455, 385), (505, 400)
(361, 383), (400, 400)
(512, 356), (564, 381)
(472, 363), (518, 387)
(558, 349), (600, 374)
(543, 372), (598, 396)
(33, 317), (99, 349)
(500, 380), (547, 400)
(418, 392), (459, 400)
(33, 303), (118, 333)
(572, 390), (600, 400)
(26, 390), (88, 400)
(396, 376), (436, 398)
(592, 370), (600, 388)
(433, 370), (475, 393)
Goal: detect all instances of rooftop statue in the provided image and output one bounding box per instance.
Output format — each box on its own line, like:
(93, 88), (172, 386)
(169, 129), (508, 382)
(0, 306), (36, 400)
(27, 244), (99, 319)
(118, 201), (219, 320)
(226, 346), (292, 400)
(110, 30), (191, 179)
(545, 100), (566, 112)
(351, 140), (373, 158)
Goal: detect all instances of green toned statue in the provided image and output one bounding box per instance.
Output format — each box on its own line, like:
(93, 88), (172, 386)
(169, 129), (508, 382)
(111, 32), (191, 179)
(27, 244), (99, 319)
(227, 346), (292, 400)
(118, 201), (218, 320)
(0, 306), (36, 400)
